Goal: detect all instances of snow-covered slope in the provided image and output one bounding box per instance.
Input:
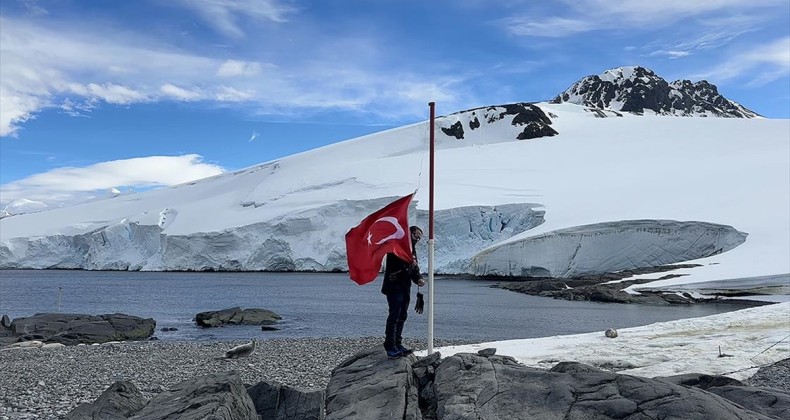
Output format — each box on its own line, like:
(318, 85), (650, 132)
(553, 66), (759, 118)
(1, 82), (788, 293)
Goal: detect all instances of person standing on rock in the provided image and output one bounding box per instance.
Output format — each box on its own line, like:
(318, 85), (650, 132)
(381, 226), (425, 358)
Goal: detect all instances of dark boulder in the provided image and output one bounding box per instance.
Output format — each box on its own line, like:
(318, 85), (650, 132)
(433, 354), (770, 419)
(10, 313), (155, 345)
(441, 121), (465, 139)
(656, 372), (745, 390)
(130, 371), (257, 420)
(325, 346), (420, 420)
(708, 386), (790, 419)
(1, 314), (10, 328)
(195, 307), (281, 327)
(247, 380), (325, 420)
(66, 381), (147, 419)
(657, 371), (789, 419)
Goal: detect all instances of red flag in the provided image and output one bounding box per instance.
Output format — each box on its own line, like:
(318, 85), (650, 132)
(345, 194), (414, 285)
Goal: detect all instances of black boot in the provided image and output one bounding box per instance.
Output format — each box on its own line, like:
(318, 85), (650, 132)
(395, 340), (413, 355)
(383, 341), (402, 359)
(395, 323), (412, 355)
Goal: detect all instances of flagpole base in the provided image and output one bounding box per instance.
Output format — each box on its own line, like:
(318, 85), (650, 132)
(427, 238), (435, 354)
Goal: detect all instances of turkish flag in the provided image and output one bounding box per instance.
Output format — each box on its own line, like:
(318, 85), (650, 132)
(345, 194), (414, 285)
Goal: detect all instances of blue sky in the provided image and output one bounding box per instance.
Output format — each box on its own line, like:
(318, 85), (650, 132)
(1, 0), (788, 210)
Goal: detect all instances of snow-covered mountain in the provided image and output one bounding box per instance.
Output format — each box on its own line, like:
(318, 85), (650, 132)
(1, 69), (788, 294)
(552, 66), (759, 118)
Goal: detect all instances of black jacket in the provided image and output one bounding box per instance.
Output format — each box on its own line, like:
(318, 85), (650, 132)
(381, 253), (422, 295)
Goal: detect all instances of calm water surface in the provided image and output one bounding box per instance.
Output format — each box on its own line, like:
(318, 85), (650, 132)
(0, 270), (748, 342)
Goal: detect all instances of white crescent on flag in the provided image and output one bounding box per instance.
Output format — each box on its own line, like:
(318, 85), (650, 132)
(366, 216), (406, 245)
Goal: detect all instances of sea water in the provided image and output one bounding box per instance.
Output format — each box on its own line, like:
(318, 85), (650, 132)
(0, 270), (748, 342)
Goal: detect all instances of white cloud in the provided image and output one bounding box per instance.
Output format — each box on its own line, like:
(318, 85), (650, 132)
(505, 0), (783, 37)
(505, 17), (595, 38)
(0, 15), (468, 138)
(650, 50), (692, 59)
(17, 0), (48, 16)
(217, 59), (263, 77)
(698, 37), (790, 84)
(175, 0), (296, 38)
(160, 84), (203, 101)
(0, 155), (225, 210)
(86, 83), (148, 104)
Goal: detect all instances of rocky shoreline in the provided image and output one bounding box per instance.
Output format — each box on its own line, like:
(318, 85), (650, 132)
(2, 338), (788, 419)
(0, 337), (471, 419)
(482, 265), (778, 306)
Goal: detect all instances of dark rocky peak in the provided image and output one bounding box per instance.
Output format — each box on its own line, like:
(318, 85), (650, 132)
(440, 102), (558, 141)
(553, 66), (759, 118)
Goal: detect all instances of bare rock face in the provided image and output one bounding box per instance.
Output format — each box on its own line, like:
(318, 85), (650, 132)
(247, 380), (325, 420)
(65, 351), (790, 420)
(325, 346), (420, 420)
(195, 307), (281, 328)
(65, 381), (146, 420)
(131, 371), (257, 420)
(657, 371), (790, 419)
(9, 313), (155, 345)
(552, 66), (759, 118)
(433, 353), (769, 419)
(440, 103), (558, 141)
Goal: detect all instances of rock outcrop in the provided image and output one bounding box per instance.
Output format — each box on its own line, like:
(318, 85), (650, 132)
(195, 307), (281, 328)
(9, 313), (155, 345)
(552, 66), (759, 118)
(69, 350), (787, 419)
(247, 380), (325, 420)
(325, 347), (421, 420)
(440, 102), (559, 141)
(65, 381), (146, 420)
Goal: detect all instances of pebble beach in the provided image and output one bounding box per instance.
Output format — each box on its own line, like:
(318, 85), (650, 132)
(2, 337), (788, 419)
(0, 337), (470, 420)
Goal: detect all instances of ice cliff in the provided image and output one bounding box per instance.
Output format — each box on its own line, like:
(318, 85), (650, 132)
(1, 67), (788, 284)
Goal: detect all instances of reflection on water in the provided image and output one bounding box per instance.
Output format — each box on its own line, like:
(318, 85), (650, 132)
(0, 270), (750, 342)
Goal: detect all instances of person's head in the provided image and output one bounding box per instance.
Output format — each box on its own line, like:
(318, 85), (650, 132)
(410, 226), (423, 243)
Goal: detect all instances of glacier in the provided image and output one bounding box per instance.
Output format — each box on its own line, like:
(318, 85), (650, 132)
(1, 98), (788, 293)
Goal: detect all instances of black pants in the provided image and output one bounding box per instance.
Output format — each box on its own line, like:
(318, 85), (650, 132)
(384, 290), (410, 348)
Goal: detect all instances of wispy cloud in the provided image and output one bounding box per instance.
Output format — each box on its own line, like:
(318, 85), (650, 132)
(248, 130), (260, 142)
(174, 0), (296, 38)
(650, 50), (692, 59)
(696, 37), (790, 85)
(505, 0), (783, 37)
(0, 155), (225, 210)
(0, 14), (467, 137)
(216, 59), (263, 77)
(17, 0), (47, 16)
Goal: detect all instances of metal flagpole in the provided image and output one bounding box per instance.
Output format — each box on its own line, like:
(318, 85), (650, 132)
(427, 102), (436, 354)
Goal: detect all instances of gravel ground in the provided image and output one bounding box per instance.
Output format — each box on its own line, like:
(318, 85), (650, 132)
(2, 340), (787, 420)
(0, 337), (471, 420)
(747, 357), (790, 391)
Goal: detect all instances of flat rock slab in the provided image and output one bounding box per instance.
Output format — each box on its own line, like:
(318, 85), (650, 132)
(131, 371), (257, 420)
(9, 313), (156, 345)
(434, 354), (771, 420)
(195, 307), (281, 327)
(66, 381), (146, 420)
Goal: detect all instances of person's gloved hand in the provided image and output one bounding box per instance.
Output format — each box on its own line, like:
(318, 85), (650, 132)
(414, 292), (424, 314)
